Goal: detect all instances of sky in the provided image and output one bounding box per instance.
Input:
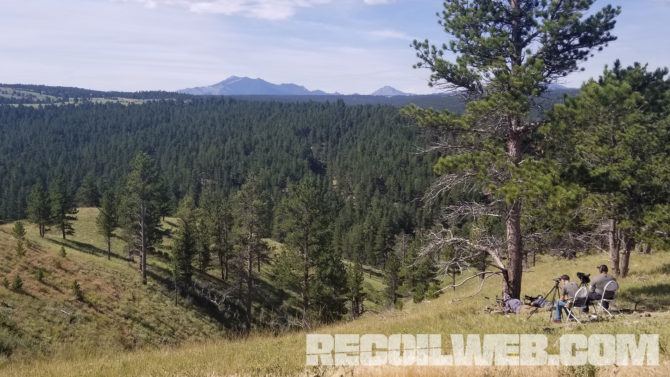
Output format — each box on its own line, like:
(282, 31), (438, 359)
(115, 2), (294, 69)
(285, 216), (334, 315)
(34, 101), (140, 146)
(1, 0), (669, 94)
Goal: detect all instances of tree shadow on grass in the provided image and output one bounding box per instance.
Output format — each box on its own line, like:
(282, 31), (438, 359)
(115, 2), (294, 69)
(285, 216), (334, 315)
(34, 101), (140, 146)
(653, 263), (670, 275)
(48, 238), (130, 262)
(11, 289), (36, 299)
(619, 283), (670, 311)
(144, 260), (298, 333)
(41, 280), (63, 293)
(146, 268), (246, 332)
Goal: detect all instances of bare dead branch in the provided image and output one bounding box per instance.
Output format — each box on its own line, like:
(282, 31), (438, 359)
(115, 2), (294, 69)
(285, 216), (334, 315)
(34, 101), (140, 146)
(422, 173), (477, 205)
(442, 201), (502, 223)
(421, 227), (506, 271)
(439, 271), (501, 292)
(451, 272), (502, 302)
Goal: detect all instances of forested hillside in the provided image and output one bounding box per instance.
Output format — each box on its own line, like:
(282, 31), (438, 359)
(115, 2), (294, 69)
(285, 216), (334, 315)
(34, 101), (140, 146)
(0, 99), (435, 266)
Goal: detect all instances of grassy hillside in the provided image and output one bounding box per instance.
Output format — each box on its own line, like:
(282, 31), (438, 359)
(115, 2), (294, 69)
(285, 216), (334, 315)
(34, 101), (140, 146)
(0, 208), (227, 361)
(0, 209), (668, 376)
(0, 208), (386, 362)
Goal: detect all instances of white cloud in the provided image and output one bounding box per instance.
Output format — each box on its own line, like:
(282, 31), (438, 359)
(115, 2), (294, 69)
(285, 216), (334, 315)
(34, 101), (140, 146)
(121, 0), (321, 20)
(189, 0), (332, 20)
(369, 29), (410, 40)
(121, 0), (393, 19)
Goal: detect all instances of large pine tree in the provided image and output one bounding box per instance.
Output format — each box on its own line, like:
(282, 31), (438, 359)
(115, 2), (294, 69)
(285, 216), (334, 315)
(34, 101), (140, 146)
(407, 0), (620, 298)
(232, 176), (268, 332)
(346, 259), (365, 319)
(96, 191), (118, 260)
(49, 176), (78, 240)
(121, 152), (164, 285)
(77, 173), (101, 207)
(311, 248), (348, 323)
(548, 62), (670, 277)
(27, 183), (50, 238)
(173, 213), (196, 295)
(275, 176), (331, 320)
(199, 187), (234, 281)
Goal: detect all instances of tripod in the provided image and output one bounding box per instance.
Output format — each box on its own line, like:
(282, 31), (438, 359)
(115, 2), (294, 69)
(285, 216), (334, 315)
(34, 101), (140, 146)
(526, 279), (561, 321)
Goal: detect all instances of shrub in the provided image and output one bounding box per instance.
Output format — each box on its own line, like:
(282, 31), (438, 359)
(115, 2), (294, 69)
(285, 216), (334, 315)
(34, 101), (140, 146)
(60, 246), (67, 258)
(0, 337), (15, 357)
(15, 240), (26, 257)
(12, 221), (26, 241)
(36, 268), (45, 283)
(72, 280), (84, 301)
(11, 275), (23, 291)
(1, 277), (9, 289)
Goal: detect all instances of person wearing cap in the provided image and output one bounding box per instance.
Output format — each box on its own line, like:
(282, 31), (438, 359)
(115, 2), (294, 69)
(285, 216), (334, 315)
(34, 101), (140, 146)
(553, 274), (579, 323)
(588, 264), (616, 309)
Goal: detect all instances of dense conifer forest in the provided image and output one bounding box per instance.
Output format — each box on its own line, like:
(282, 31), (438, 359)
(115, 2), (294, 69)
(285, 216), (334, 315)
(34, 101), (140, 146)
(0, 98), (435, 266)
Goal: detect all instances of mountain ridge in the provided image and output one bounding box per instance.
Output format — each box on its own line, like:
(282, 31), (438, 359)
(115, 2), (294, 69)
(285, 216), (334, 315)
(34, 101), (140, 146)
(180, 76), (417, 96)
(179, 76), (331, 96)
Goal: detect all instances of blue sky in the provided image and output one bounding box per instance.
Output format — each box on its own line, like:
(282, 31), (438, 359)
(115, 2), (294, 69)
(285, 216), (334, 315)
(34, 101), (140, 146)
(1, 0), (669, 94)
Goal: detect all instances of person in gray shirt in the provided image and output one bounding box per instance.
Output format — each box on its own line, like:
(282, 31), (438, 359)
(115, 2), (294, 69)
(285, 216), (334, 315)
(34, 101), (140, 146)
(588, 264), (617, 308)
(553, 274), (579, 322)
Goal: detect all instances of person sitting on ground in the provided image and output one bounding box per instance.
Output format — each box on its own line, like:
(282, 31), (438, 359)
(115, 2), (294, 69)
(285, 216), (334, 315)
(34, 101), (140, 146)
(588, 264), (616, 309)
(553, 274), (579, 323)
(502, 292), (522, 315)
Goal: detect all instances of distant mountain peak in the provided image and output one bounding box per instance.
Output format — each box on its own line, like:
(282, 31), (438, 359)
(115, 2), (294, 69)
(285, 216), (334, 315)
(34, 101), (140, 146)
(180, 76), (329, 96)
(215, 76), (243, 84)
(371, 86), (410, 97)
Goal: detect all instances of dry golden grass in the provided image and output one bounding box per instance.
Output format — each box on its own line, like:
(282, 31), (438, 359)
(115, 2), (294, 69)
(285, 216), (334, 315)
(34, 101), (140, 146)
(0, 209), (668, 376)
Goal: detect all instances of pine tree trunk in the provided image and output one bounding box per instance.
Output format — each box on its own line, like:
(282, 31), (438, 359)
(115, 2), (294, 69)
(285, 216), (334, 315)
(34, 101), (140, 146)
(302, 237), (309, 320)
(140, 204), (148, 285)
(351, 297), (360, 319)
(218, 250), (225, 281)
(245, 245), (253, 332)
(608, 219), (621, 276)
(501, 269), (512, 300)
(620, 233), (635, 278)
(224, 254), (229, 281)
(532, 248), (536, 267)
(302, 255), (309, 320)
(141, 249), (147, 284)
(505, 130), (523, 300)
